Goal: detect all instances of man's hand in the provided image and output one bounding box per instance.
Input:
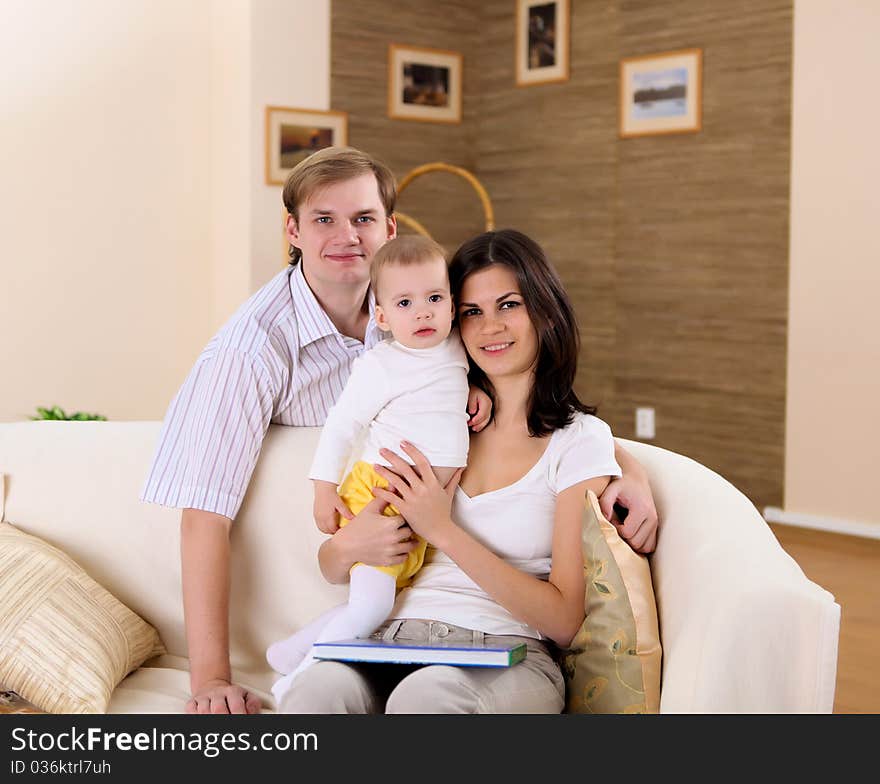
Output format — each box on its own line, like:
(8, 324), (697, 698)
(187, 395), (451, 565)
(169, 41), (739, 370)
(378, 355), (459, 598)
(312, 479), (353, 534)
(467, 386), (492, 432)
(185, 678), (262, 715)
(599, 474), (659, 554)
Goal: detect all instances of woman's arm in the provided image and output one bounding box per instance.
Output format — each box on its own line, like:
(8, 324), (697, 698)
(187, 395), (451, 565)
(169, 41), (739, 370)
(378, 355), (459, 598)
(597, 441), (659, 554)
(372, 443), (607, 648)
(433, 478), (605, 648)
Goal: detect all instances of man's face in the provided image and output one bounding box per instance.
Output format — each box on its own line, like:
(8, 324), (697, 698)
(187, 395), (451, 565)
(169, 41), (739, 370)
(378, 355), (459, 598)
(288, 173), (396, 291)
(374, 257), (455, 349)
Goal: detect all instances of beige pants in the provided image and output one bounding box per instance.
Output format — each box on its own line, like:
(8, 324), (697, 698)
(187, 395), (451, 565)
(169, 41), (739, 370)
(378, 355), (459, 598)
(277, 619), (565, 714)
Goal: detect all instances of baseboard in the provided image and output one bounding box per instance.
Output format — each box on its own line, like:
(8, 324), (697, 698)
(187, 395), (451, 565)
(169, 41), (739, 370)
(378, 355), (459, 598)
(763, 506), (880, 541)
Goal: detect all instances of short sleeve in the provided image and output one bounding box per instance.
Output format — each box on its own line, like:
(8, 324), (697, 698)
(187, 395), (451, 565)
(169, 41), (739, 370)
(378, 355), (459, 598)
(140, 348), (277, 519)
(548, 414), (622, 495)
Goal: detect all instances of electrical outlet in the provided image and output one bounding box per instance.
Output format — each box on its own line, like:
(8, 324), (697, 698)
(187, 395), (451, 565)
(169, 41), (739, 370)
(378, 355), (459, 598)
(635, 407), (655, 439)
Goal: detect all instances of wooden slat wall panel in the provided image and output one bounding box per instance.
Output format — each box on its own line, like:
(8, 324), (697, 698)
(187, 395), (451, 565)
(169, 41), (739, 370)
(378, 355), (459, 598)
(331, 1), (484, 257)
(332, 0), (793, 511)
(475, 0), (621, 414)
(614, 0), (792, 509)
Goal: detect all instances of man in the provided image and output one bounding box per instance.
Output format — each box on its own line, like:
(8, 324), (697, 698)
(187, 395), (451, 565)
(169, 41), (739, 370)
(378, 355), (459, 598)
(142, 146), (658, 714)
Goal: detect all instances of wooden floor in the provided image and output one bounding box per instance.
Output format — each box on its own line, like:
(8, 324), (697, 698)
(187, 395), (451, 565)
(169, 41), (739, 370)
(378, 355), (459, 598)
(769, 523), (880, 714)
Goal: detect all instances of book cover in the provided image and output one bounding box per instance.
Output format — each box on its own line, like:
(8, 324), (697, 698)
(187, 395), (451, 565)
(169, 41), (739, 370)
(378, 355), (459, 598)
(312, 637), (528, 668)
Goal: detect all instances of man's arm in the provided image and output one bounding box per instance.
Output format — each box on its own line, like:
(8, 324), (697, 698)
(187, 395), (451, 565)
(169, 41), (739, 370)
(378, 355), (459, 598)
(597, 442), (660, 554)
(180, 509), (261, 714)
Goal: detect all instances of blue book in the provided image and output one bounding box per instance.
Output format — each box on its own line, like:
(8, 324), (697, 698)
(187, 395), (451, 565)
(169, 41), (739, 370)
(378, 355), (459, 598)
(312, 637), (528, 668)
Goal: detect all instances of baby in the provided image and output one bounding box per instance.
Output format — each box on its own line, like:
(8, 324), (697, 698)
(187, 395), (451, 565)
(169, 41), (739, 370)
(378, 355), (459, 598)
(267, 235), (471, 702)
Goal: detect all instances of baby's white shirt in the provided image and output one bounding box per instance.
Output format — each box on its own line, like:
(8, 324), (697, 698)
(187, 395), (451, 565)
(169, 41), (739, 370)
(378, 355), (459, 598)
(308, 331), (470, 483)
(390, 412), (622, 639)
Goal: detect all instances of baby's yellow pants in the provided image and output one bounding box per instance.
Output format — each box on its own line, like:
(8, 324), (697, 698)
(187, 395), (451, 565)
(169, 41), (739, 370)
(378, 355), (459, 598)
(338, 460), (427, 587)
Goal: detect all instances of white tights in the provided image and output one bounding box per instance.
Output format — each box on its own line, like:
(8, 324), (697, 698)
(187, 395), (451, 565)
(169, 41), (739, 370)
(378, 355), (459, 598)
(268, 566), (397, 705)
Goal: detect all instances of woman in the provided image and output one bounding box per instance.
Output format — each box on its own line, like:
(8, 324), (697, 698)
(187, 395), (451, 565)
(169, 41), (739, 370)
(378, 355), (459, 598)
(280, 229), (629, 713)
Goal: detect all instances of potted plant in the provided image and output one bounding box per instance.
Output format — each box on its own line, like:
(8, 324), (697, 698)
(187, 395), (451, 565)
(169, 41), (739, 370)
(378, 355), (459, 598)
(30, 406), (107, 421)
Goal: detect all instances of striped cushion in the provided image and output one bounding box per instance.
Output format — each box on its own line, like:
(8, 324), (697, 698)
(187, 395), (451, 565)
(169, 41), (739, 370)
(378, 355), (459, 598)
(0, 522), (165, 713)
(559, 491), (662, 713)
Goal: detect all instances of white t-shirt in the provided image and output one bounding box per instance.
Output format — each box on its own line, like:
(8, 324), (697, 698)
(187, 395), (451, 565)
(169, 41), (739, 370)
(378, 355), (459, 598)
(390, 412), (622, 639)
(308, 331), (470, 483)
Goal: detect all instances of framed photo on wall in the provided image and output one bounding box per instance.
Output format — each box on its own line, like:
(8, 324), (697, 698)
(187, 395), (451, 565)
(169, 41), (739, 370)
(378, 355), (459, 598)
(388, 44), (462, 123)
(264, 106), (348, 186)
(619, 48), (703, 138)
(516, 0), (570, 87)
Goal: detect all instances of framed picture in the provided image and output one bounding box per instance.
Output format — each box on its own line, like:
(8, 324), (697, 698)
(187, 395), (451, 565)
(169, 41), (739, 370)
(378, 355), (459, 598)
(516, 0), (570, 87)
(264, 106), (348, 185)
(388, 44), (462, 124)
(619, 48), (703, 138)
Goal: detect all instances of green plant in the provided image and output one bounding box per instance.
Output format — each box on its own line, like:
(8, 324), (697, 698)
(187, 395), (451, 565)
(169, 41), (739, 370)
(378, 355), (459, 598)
(31, 406), (107, 422)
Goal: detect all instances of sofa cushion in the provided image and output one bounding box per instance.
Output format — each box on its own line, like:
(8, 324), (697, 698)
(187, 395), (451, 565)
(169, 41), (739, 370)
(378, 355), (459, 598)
(0, 522), (166, 714)
(559, 491), (662, 713)
(107, 655), (275, 714)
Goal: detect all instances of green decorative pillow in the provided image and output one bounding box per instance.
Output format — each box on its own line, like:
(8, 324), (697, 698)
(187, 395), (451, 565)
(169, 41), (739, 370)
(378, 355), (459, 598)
(559, 491), (662, 713)
(0, 522), (166, 714)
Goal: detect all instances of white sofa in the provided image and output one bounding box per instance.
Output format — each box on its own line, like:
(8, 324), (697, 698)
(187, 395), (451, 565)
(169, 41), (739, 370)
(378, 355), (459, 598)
(0, 421), (840, 713)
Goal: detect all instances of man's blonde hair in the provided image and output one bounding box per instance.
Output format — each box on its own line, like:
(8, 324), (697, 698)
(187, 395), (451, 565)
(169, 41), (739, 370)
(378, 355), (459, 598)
(370, 235), (448, 301)
(282, 146), (397, 264)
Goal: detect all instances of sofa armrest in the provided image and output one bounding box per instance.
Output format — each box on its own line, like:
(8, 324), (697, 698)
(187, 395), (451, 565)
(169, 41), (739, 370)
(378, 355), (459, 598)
(617, 439), (840, 713)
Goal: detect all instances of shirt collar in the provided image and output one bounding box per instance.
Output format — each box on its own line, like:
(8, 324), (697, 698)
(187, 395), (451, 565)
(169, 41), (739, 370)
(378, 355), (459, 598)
(290, 262), (382, 349)
(365, 289), (384, 350)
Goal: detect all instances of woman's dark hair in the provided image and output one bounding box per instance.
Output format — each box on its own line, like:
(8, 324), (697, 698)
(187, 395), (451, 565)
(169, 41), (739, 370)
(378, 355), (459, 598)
(449, 229), (596, 437)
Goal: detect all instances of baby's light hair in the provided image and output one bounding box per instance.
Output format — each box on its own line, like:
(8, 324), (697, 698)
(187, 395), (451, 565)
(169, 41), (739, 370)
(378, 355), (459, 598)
(370, 235), (448, 301)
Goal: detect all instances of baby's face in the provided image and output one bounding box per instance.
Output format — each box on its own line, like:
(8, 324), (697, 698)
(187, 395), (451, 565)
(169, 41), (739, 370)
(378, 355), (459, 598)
(374, 256), (454, 349)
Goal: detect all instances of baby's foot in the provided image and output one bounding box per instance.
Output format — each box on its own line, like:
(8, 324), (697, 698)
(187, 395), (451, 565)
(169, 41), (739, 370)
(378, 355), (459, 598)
(266, 634), (310, 675)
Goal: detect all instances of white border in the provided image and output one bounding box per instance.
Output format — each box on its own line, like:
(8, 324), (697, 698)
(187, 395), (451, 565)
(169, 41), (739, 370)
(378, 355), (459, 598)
(265, 107), (347, 185)
(764, 506), (880, 540)
(388, 46), (462, 123)
(620, 49), (701, 137)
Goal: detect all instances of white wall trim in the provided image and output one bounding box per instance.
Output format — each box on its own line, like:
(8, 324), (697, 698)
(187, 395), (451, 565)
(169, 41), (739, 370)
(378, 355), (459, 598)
(763, 507), (880, 541)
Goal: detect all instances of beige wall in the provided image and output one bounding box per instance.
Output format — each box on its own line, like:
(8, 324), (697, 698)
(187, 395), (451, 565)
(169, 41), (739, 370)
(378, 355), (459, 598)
(0, 0), (330, 422)
(211, 0), (332, 328)
(786, 0), (880, 524)
(0, 0), (214, 422)
(211, 0), (253, 331)
(250, 0), (332, 294)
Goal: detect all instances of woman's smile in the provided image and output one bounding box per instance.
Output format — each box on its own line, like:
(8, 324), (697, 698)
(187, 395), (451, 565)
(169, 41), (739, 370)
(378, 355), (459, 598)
(480, 341), (514, 353)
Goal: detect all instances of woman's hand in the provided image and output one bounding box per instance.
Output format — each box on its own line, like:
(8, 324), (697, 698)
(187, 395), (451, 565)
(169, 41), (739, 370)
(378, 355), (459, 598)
(372, 442), (463, 546)
(324, 496), (418, 575)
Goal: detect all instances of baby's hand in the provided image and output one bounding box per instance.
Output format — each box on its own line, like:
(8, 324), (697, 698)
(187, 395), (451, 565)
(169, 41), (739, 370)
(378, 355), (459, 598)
(312, 480), (353, 534)
(467, 386), (492, 432)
